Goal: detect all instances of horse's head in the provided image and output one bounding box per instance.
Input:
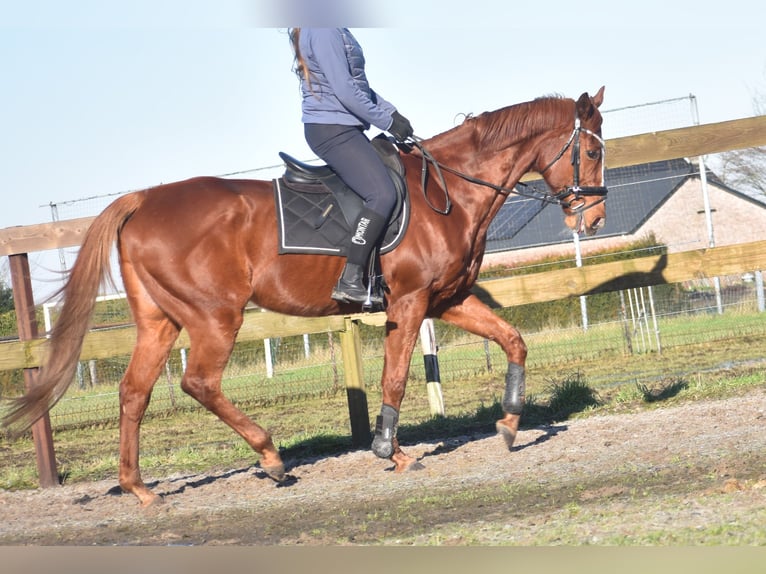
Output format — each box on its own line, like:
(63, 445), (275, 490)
(538, 86), (607, 236)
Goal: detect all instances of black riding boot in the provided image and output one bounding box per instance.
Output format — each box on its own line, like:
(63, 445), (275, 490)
(332, 262), (368, 303)
(332, 207), (387, 304)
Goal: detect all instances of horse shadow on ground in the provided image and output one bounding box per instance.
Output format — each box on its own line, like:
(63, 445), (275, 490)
(277, 399), (576, 475)
(95, 402), (577, 499)
(636, 378), (688, 402)
(416, 422), (568, 464)
(100, 464), (301, 500)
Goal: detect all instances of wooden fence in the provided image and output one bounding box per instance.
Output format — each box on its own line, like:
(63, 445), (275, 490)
(2, 115), (766, 488)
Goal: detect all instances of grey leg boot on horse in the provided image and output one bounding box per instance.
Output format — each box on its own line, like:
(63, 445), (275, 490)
(332, 207), (386, 306)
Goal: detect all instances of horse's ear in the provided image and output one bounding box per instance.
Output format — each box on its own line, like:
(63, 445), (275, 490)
(576, 92), (595, 120)
(592, 86), (605, 108)
(576, 86), (605, 120)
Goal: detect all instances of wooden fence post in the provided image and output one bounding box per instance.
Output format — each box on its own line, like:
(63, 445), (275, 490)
(339, 317), (371, 446)
(8, 253), (59, 488)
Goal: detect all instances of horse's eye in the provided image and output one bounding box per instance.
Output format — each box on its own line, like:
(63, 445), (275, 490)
(586, 149), (601, 160)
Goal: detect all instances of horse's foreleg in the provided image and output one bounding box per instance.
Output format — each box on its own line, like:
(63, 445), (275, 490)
(181, 315), (285, 482)
(437, 293), (528, 449)
(372, 297), (428, 471)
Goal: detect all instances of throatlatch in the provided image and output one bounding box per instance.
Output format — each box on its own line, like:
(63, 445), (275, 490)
(502, 363), (526, 415)
(371, 404), (399, 458)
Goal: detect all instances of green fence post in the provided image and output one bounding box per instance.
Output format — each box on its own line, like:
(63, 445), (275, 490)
(339, 317), (371, 446)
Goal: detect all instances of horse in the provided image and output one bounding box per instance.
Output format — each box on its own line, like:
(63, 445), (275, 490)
(3, 87), (607, 506)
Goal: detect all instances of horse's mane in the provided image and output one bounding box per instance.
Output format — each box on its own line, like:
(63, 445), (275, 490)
(468, 95), (574, 152)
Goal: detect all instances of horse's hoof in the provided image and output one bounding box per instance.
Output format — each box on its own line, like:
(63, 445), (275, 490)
(371, 436), (394, 459)
(392, 451), (424, 473)
(496, 420), (518, 450)
(261, 463), (286, 483)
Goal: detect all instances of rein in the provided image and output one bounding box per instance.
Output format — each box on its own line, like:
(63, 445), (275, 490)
(406, 117), (608, 216)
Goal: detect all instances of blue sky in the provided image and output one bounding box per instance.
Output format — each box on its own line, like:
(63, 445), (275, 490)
(1, 1), (763, 297)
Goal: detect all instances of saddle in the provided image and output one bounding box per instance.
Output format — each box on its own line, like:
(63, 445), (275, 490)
(273, 135), (410, 256)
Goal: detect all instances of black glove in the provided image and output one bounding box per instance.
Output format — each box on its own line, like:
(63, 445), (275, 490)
(388, 111), (413, 142)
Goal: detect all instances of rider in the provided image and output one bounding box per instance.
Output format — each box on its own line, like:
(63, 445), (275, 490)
(289, 28), (414, 304)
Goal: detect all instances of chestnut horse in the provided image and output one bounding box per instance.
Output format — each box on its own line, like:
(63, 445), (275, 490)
(4, 87), (607, 506)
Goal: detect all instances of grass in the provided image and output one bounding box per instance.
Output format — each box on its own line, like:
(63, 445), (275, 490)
(376, 484), (766, 545)
(546, 372), (602, 418)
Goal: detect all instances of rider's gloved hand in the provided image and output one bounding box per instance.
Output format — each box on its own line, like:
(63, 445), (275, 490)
(388, 111), (414, 142)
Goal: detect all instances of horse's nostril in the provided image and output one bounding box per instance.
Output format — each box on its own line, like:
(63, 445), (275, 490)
(584, 217), (605, 236)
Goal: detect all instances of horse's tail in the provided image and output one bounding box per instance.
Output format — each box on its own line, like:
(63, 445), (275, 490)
(2, 191), (146, 435)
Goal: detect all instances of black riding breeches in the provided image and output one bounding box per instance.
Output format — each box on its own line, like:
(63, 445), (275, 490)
(303, 123), (397, 220)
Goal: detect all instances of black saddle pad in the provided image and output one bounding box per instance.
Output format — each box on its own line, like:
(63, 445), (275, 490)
(273, 157), (409, 257)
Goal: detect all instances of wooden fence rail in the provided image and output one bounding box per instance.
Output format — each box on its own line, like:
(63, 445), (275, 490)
(474, 240), (766, 308)
(4, 238), (766, 372)
(2, 115), (766, 488)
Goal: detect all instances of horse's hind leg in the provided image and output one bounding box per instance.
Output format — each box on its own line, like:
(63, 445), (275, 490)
(180, 311), (285, 481)
(436, 293), (528, 449)
(118, 311), (180, 507)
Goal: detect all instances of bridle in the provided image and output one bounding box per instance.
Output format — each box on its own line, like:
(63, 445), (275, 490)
(539, 117), (608, 214)
(407, 115), (608, 216)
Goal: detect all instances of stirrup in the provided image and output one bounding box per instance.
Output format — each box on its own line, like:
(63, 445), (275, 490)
(331, 281), (370, 304)
(362, 288), (385, 312)
(332, 286), (369, 304)
(362, 250), (386, 311)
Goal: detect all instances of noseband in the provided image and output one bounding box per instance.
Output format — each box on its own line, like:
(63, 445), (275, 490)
(540, 118), (608, 214)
